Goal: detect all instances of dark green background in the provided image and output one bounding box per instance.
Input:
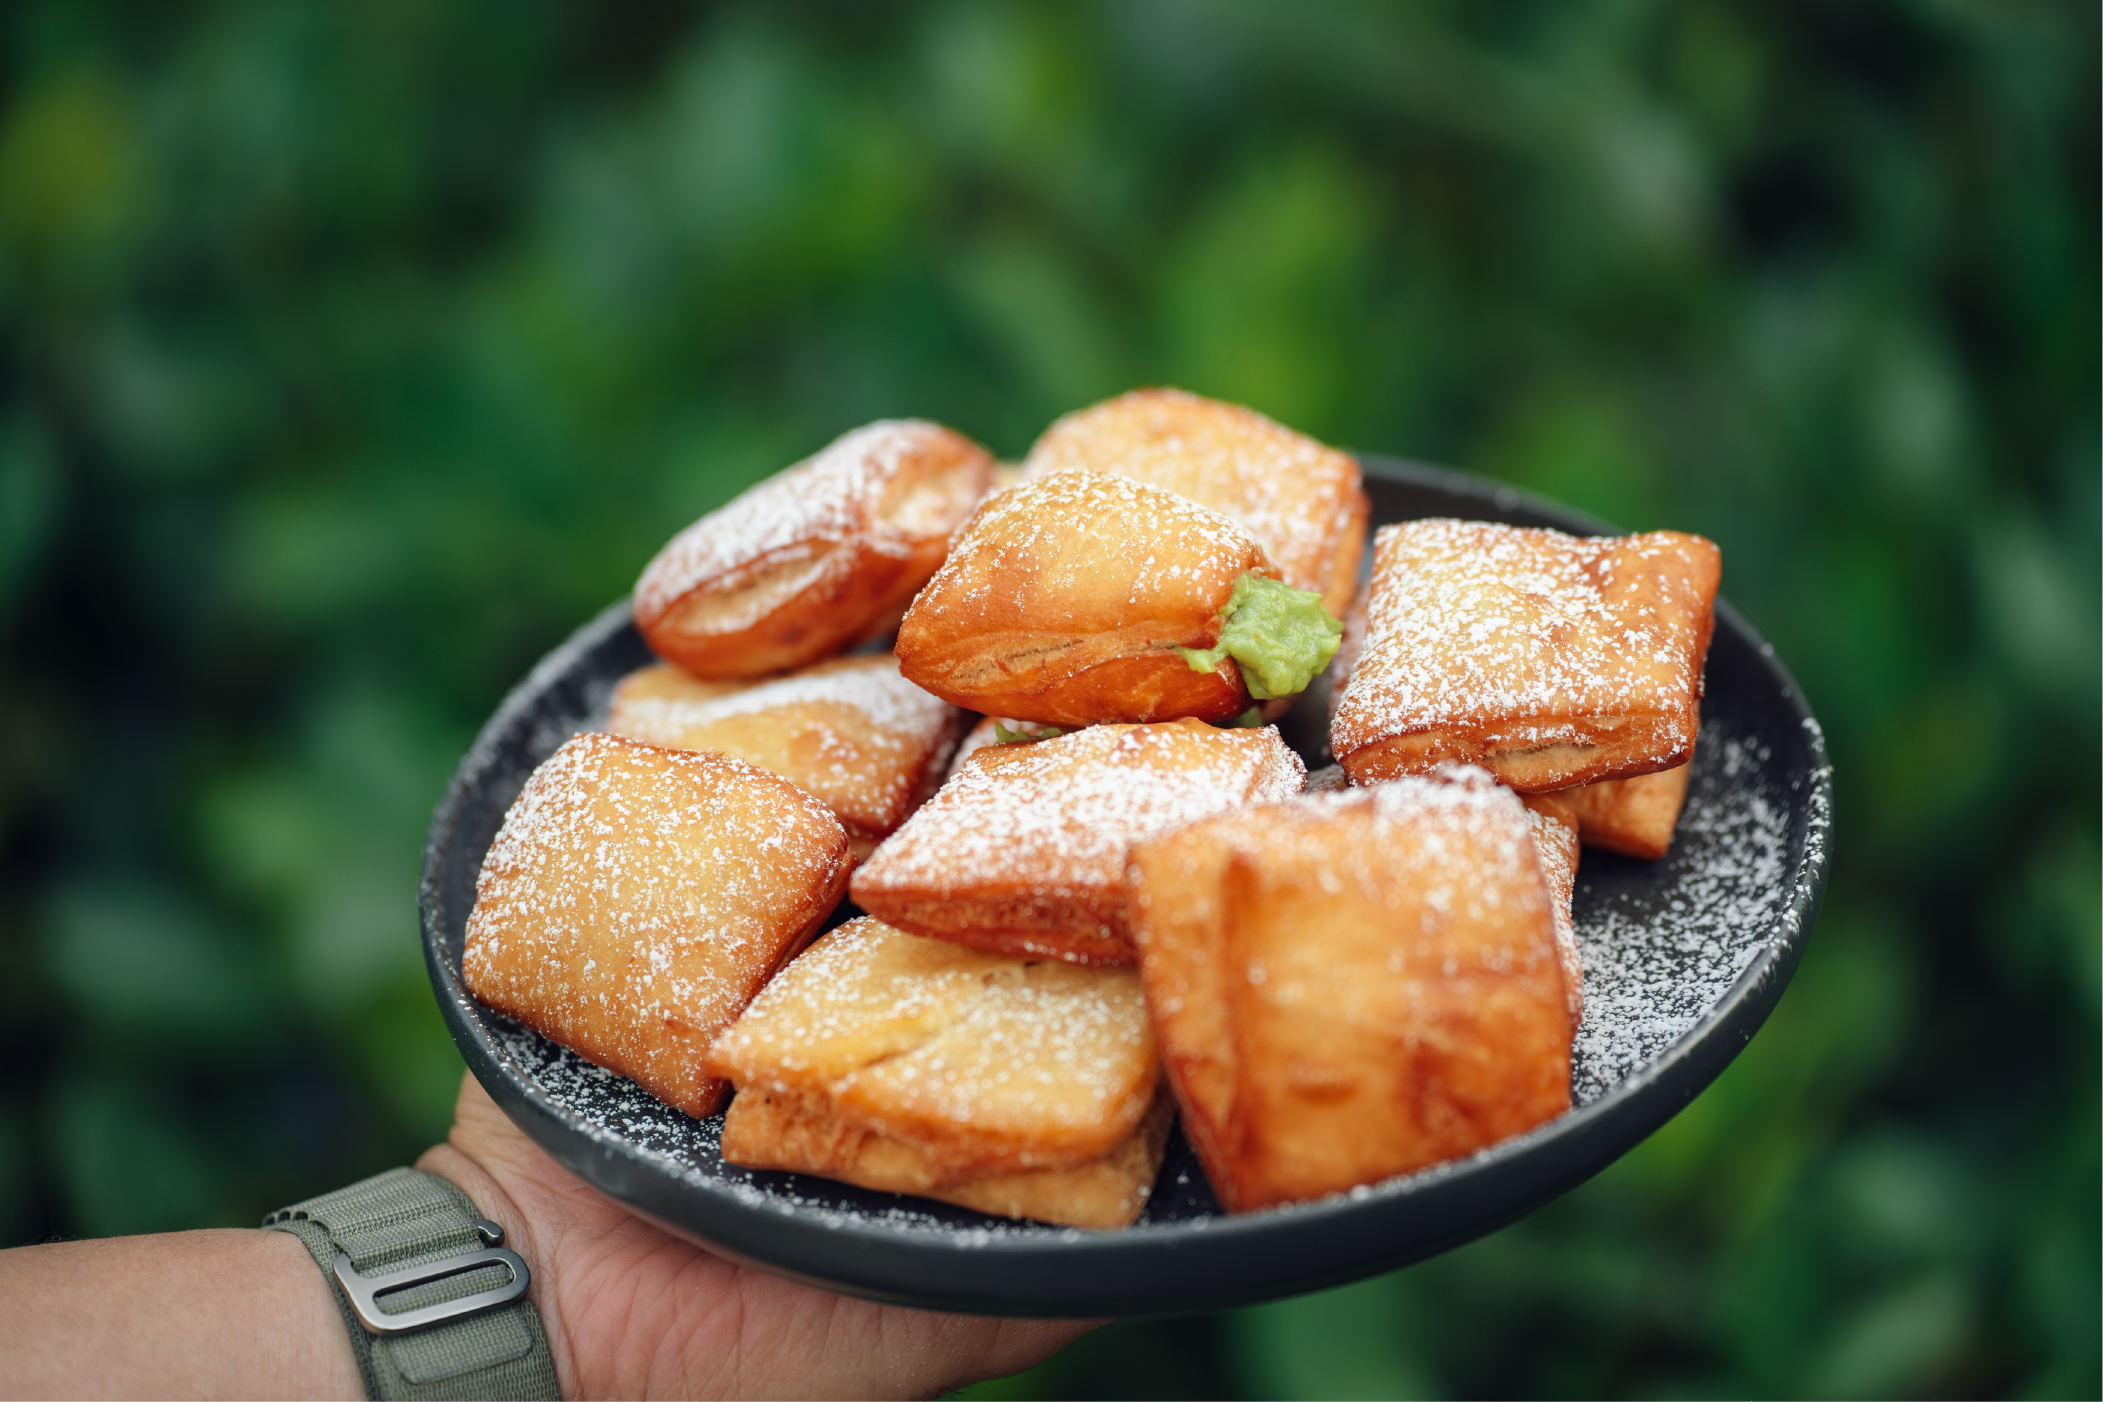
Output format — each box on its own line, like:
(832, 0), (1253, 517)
(0, 2), (2094, 1396)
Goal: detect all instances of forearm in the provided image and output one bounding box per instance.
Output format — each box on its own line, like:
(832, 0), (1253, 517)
(0, 1073), (1090, 1402)
(0, 1228), (364, 1400)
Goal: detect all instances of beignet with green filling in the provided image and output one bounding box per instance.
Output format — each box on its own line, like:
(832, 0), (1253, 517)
(896, 470), (1339, 727)
(1023, 387), (1369, 620)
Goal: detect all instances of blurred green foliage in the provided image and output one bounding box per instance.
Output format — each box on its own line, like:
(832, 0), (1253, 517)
(0, 1), (2093, 1396)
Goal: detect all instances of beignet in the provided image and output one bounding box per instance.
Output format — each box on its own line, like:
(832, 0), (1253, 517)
(1560, 753), (1694, 860)
(634, 421), (993, 679)
(1331, 519), (1720, 791)
(895, 470), (1289, 727)
(461, 732), (852, 1118)
(852, 719), (1305, 965)
(1023, 388), (1369, 619)
(1126, 772), (1573, 1213)
(603, 655), (966, 857)
(705, 917), (1169, 1229)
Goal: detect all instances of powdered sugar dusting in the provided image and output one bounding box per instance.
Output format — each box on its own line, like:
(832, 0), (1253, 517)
(634, 421), (956, 623)
(713, 918), (1157, 1163)
(464, 709), (1809, 1228)
(461, 732), (849, 1112)
(963, 718), (1076, 773)
(926, 469), (1269, 624)
(602, 657), (964, 840)
(606, 656), (955, 762)
(1567, 722), (1791, 1103)
(855, 722), (1305, 904)
(1022, 389), (1361, 598)
(1263, 769), (1550, 930)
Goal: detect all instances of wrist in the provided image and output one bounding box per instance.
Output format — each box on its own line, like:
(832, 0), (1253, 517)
(264, 1166), (558, 1400)
(256, 1228), (379, 1398)
(414, 1142), (578, 1399)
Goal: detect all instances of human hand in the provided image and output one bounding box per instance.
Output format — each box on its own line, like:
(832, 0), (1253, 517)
(418, 1073), (1097, 1400)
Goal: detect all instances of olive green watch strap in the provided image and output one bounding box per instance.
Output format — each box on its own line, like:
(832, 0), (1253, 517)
(264, 1168), (559, 1401)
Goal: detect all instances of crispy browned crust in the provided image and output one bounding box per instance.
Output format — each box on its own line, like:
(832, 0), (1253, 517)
(895, 470), (1273, 727)
(1023, 388), (1368, 619)
(1521, 791), (1584, 1024)
(1332, 521), (1721, 792)
(461, 733), (852, 1118)
(851, 721), (1306, 966)
(1559, 752), (1694, 860)
(904, 642), (1251, 731)
(1343, 720), (1694, 792)
(602, 656), (968, 845)
(1127, 777), (1572, 1213)
(843, 902), (1136, 966)
(634, 421), (993, 679)
(719, 1085), (1174, 1230)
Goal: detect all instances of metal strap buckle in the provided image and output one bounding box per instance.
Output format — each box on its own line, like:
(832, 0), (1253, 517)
(332, 1217), (531, 1336)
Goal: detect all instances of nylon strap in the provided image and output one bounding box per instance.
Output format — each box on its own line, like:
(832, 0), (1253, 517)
(264, 1168), (559, 1401)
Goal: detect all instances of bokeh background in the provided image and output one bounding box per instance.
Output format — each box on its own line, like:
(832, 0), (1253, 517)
(0, 1), (2094, 1396)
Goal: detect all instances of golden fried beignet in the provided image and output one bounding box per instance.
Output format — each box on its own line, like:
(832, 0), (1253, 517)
(634, 421), (993, 679)
(894, 470), (1276, 727)
(1332, 519), (1721, 791)
(852, 719), (1305, 966)
(603, 655), (966, 858)
(1521, 789), (1584, 1024)
(462, 732), (852, 1118)
(705, 917), (1169, 1228)
(1127, 773), (1573, 1213)
(1024, 388), (1369, 618)
(1560, 752), (1694, 859)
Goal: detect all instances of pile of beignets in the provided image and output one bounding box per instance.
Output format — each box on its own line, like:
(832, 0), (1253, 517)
(462, 387), (1721, 1230)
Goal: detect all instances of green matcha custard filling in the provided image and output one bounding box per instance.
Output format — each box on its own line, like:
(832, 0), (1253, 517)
(1176, 572), (1344, 701)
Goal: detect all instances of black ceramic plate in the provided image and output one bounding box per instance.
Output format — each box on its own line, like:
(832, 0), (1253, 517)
(420, 457), (1831, 1318)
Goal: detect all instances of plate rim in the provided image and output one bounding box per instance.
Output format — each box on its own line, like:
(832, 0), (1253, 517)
(419, 455), (1832, 1316)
